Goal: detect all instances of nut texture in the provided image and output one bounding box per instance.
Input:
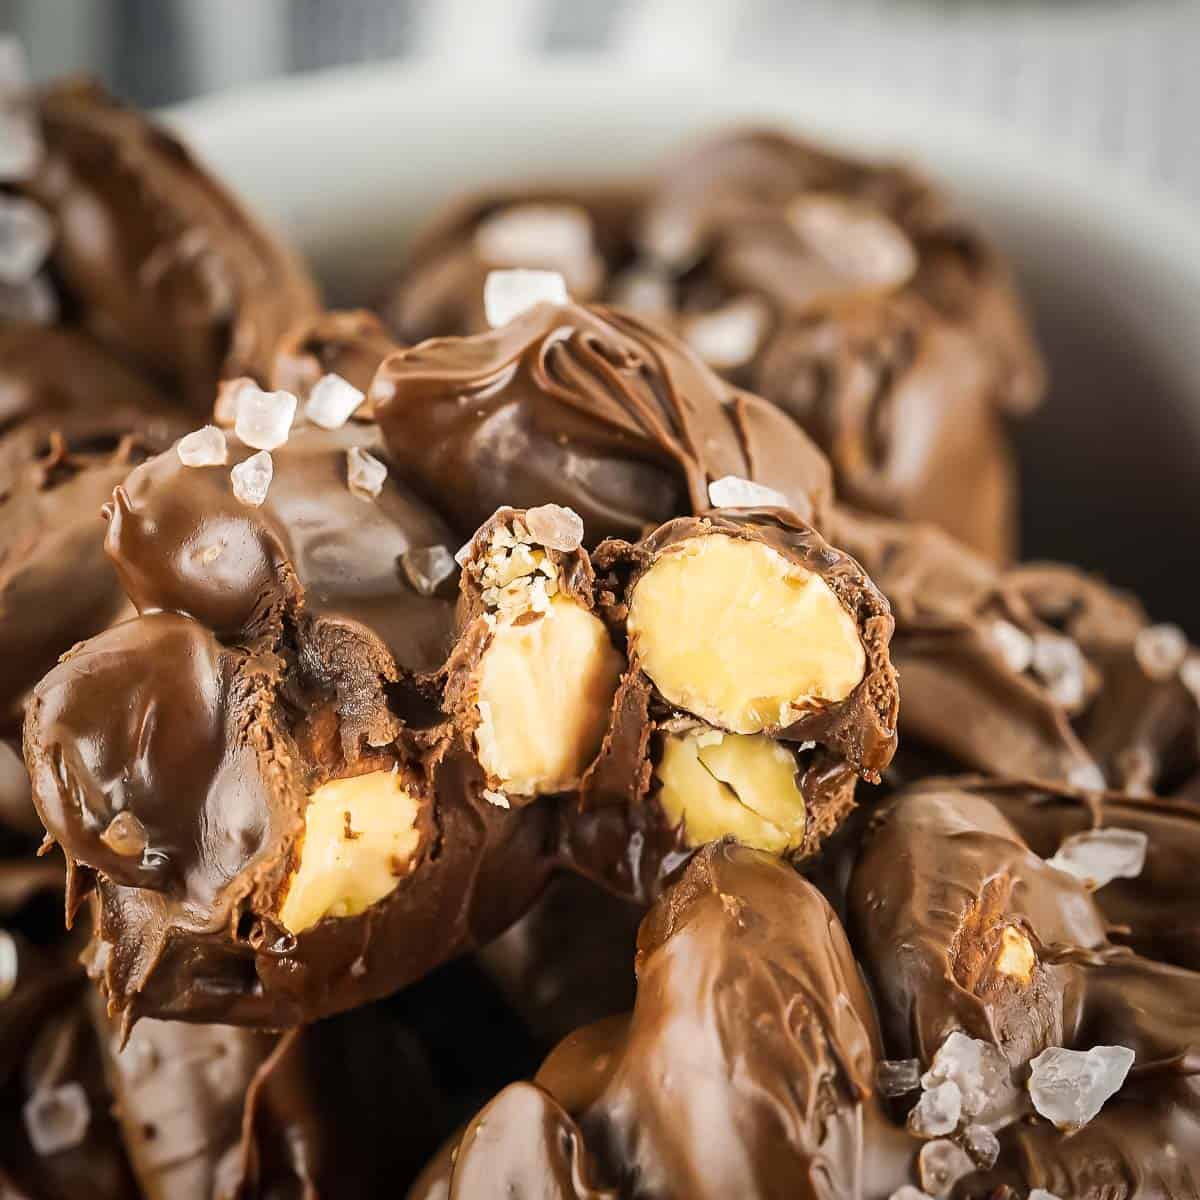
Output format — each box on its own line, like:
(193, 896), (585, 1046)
(279, 770), (422, 934)
(476, 597), (623, 795)
(655, 729), (807, 853)
(628, 534), (865, 733)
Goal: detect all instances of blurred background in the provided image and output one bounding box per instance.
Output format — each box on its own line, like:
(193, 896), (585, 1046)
(3, 0), (1198, 204)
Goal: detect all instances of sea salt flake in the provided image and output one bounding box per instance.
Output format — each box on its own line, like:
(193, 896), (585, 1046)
(988, 618), (1034, 675)
(0, 273), (56, 324)
(454, 541), (473, 568)
(1067, 762), (1107, 791)
(1134, 623), (1188, 681)
(1031, 633), (1087, 709)
(683, 296), (768, 369)
(0, 195), (53, 284)
(961, 1123), (999, 1168)
(346, 446), (388, 500)
(922, 1032), (1018, 1123)
(908, 1081), (963, 1138)
(475, 204), (594, 274)
(305, 373), (364, 429)
(233, 386), (297, 450)
(177, 425), (228, 468)
(483, 268), (568, 328)
(875, 1056), (925, 1098)
(23, 1083), (91, 1155)
(525, 503), (585, 552)
(1027, 1044), (1135, 1130)
(230, 451), (273, 507)
(0, 929), (17, 1001)
(402, 545), (457, 596)
(707, 475), (789, 511)
(1046, 827), (1148, 890)
(917, 1139), (975, 1196)
(483, 789), (510, 809)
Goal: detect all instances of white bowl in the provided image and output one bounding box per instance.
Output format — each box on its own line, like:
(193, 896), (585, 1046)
(170, 61), (1200, 626)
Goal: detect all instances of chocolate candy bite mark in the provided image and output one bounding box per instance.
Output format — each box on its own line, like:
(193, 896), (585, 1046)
(371, 297), (832, 545)
(449, 507), (623, 800)
(597, 511), (898, 776)
(24, 426), (561, 1027)
(625, 531), (865, 734)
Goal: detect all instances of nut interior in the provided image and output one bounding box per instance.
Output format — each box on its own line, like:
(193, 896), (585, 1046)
(655, 728), (807, 854)
(476, 595), (624, 795)
(278, 769), (422, 935)
(626, 534), (865, 733)
(993, 925), (1037, 984)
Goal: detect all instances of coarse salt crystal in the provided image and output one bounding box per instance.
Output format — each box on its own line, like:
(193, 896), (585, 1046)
(1027, 1044), (1134, 1130)
(1046, 827), (1148, 890)
(921, 1032), (1019, 1124)
(908, 1081), (963, 1138)
(0, 195), (53, 285)
(475, 204), (594, 273)
(1031, 633), (1087, 709)
(402, 545), (457, 596)
(483, 268), (568, 328)
(525, 503), (585, 552)
(917, 1139), (975, 1197)
(483, 789), (510, 809)
(707, 474), (790, 511)
(23, 1083), (91, 1156)
(961, 1123), (999, 1168)
(876, 1058), (923, 1097)
(177, 425), (228, 468)
(1067, 762), (1107, 791)
(305, 373), (365, 430)
(230, 451), (273, 507)
(346, 446), (388, 500)
(1133, 623), (1188, 681)
(683, 296), (769, 369)
(234, 386), (297, 450)
(988, 618), (1034, 675)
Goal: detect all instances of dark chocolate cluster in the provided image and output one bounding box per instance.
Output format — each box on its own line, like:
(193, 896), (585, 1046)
(4, 45), (1199, 1200)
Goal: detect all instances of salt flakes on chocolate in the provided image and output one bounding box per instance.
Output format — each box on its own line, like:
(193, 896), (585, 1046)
(346, 446), (387, 500)
(177, 425), (228, 468)
(231, 450), (273, 507)
(1046, 827), (1148, 890)
(707, 475), (789, 511)
(1027, 1044), (1134, 1130)
(483, 268), (568, 328)
(233, 386), (297, 451)
(306, 373), (365, 430)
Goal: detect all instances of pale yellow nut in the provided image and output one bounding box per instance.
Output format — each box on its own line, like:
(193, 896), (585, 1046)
(476, 596), (623, 795)
(627, 534), (866, 733)
(655, 729), (807, 853)
(993, 925), (1037, 985)
(278, 770), (422, 934)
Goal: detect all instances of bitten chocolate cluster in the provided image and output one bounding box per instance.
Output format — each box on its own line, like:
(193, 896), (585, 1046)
(3, 39), (1198, 1200)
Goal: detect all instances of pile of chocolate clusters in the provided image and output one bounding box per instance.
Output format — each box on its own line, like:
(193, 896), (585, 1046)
(3, 44), (1199, 1200)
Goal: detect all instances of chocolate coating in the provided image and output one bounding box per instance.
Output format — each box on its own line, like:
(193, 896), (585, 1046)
(419, 841), (915, 1200)
(830, 507), (1200, 795)
(373, 300), (833, 545)
(91, 995), (443, 1199)
(25, 429), (555, 1026)
(383, 183), (642, 345)
(20, 79), (320, 407)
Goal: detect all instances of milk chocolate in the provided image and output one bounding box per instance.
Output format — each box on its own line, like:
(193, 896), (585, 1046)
(17, 78), (319, 408)
(25, 428), (555, 1027)
(372, 299), (833, 546)
(412, 841), (916, 1200)
(381, 183), (643, 344)
(848, 782), (1200, 1197)
(831, 507), (1200, 795)
(90, 995), (443, 1199)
